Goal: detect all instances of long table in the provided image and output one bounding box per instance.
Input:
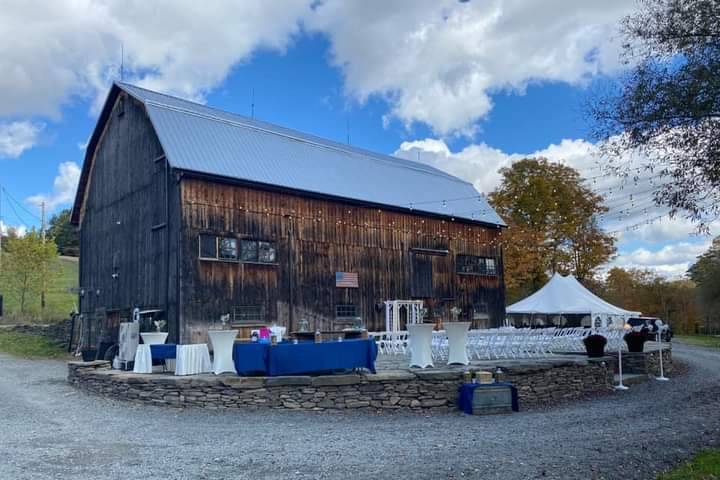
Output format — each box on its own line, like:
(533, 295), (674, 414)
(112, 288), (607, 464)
(233, 339), (378, 376)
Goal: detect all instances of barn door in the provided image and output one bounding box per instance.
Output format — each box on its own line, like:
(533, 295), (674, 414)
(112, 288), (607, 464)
(411, 253), (433, 298)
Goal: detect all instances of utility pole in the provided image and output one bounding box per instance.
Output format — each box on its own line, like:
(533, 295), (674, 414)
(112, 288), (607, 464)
(41, 201), (46, 312)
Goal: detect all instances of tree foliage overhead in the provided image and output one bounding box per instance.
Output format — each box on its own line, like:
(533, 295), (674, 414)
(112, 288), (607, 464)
(489, 158), (616, 301)
(47, 209), (79, 257)
(591, 0), (720, 229)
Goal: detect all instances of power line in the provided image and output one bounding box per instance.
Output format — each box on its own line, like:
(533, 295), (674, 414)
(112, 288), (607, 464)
(0, 186), (41, 222)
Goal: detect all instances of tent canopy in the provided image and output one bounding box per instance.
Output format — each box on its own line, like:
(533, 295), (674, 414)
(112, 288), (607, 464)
(506, 273), (640, 317)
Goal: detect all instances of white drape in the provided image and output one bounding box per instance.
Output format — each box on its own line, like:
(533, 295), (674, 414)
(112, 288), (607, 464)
(175, 344), (212, 376)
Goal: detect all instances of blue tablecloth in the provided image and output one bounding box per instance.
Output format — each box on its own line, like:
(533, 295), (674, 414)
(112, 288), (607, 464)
(150, 344), (177, 360)
(233, 342), (270, 375)
(233, 339), (377, 376)
(457, 382), (519, 414)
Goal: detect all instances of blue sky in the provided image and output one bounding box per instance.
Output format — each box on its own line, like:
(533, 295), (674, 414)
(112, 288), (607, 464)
(0, 0), (713, 278)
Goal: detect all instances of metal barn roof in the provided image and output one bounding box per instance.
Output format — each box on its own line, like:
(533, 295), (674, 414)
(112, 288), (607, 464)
(84, 82), (505, 226)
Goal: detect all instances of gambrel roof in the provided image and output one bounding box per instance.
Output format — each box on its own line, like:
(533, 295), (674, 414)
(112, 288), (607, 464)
(72, 82), (504, 227)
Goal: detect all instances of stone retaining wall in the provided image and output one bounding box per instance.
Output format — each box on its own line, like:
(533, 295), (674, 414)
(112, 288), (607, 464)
(1, 318), (74, 350)
(68, 357), (616, 412)
(622, 346), (673, 377)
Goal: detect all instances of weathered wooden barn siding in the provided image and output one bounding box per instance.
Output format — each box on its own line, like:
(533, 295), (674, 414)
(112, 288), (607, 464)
(78, 93), (180, 344)
(179, 177), (504, 342)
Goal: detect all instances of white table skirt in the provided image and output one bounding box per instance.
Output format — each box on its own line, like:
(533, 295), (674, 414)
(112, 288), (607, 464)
(133, 344), (153, 373)
(408, 324), (435, 368)
(208, 330), (238, 375)
(175, 344), (212, 376)
(445, 322), (471, 365)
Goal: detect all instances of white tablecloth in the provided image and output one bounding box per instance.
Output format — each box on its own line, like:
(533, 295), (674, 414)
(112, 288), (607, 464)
(408, 324), (435, 368)
(132, 344), (153, 373)
(140, 332), (168, 345)
(445, 322), (471, 365)
(175, 344), (212, 376)
(208, 330), (238, 375)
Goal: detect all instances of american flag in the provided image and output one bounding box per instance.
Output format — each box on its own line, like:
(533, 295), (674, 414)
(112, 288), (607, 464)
(335, 271), (359, 288)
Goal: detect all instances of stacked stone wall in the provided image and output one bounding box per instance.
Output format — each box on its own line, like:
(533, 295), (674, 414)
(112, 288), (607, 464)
(68, 357), (620, 412)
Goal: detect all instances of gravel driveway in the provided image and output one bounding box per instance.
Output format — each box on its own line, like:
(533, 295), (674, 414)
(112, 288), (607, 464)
(1, 343), (719, 480)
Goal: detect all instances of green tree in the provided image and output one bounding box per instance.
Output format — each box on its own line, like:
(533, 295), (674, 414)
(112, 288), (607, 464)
(688, 236), (720, 332)
(602, 266), (701, 334)
(47, 209), (79, 257)
(489, 158), (616, 301)
(0, 232), (60, 314)
(591, 0), (720, 229)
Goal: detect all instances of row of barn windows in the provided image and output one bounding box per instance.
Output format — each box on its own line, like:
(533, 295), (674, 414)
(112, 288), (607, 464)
(199, 234), (277, 264)
(198, 234), (497, 276)
(227, 304), (357, 326)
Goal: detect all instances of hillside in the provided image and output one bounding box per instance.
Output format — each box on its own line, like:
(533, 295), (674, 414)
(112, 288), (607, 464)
(0, 256), (78, 323)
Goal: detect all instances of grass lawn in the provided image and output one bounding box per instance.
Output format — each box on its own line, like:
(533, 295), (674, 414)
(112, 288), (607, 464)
(676, 335), (720, 349)
(659, 448), (720, 479)
(0, 330), (69, 358)
(0, 255), (78, 323)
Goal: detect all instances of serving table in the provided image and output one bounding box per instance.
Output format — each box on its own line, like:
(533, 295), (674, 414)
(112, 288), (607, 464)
(208, 330), (239, 375)
(233, 339), (377, 376)
(445, 322), (471, 365)
(408, 324), (435, 368)
(132, 343), (211, 375)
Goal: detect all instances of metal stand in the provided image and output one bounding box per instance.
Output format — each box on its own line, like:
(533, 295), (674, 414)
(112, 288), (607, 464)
(656, 331), (669, 381)
(615, 339), (628, 390)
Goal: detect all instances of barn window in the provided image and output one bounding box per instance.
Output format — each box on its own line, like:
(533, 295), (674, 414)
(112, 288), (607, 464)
(486, 258), (497, 275)
(456, 255), (497, 276)
(258, 241), (276, 263)
(219, 238), (238, 260)
(232, 305), (263, 325)
(199, 234), (218, 259)
(335, 304), (357, 319)
(240, 239), (277, 264)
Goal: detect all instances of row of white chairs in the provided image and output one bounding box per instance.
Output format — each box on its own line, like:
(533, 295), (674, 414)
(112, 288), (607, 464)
(369, 327), (627, 362)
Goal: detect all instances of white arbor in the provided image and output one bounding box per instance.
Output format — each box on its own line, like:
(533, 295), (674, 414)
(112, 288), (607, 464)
(384, 300), (424, 332)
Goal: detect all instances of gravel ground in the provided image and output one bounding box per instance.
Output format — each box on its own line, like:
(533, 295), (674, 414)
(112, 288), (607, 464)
(1, 343), (719, 480)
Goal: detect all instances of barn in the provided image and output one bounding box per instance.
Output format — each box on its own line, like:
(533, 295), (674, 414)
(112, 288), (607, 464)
(71, 82), (506, 347)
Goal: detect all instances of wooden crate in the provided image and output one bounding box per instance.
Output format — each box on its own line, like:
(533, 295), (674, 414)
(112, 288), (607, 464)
(470, 385), (513, 415)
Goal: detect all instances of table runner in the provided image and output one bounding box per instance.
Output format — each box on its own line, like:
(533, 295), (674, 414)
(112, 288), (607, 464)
(150, 344), (177, 360)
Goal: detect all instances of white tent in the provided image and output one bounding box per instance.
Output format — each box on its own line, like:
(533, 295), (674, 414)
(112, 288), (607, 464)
(506, 273), (640, 327)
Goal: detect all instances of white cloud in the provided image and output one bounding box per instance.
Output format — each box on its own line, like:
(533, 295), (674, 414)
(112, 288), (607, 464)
(0, 121), (43, 158)
(0, 220), (27, 238)
(395, 136), (718, 278)
(27, 161), (81, 211)
(0, 1), (635, 134)
(610, 240), (712, 279)
(0, 1), (313, 118)
(395, 137), (602, 194)
(308, 0), (633, 134)
(394, 137), (687, 236)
